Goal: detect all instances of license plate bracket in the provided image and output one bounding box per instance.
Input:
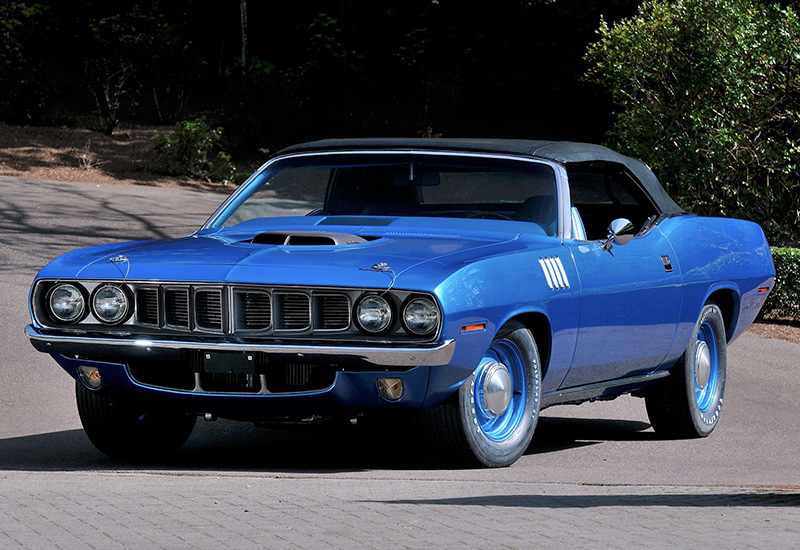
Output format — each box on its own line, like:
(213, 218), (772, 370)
(203, 352), (255, 375)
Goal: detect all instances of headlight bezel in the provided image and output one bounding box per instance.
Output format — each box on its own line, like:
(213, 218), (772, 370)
(401, 296), (440, 336)
(90, 283), (132, 325)
(355, 294), (394, 334)
(47, 283), (87, 324)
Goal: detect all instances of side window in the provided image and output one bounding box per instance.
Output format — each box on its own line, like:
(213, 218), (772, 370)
(567, 163), (658, 241)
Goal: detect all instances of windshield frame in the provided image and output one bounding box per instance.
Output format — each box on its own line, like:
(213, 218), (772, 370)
(203, 150), (572, 238)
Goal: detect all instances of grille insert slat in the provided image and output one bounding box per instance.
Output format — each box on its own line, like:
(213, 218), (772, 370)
(236, 290), (272, 330)
(195, 289), (223, 331)
(164, 288), (190, 328)
(315, 295), (350, 330)
(136, 288), (159, 325)
(277, 293), (311, 330)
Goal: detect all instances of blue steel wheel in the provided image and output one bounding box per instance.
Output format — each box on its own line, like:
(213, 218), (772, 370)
(645, 302), (727, 438)
(694, 317), (721, 413)
(76, 382), (196, 459)
(474, 339), (529, 442)
(421, 320), (541, 468)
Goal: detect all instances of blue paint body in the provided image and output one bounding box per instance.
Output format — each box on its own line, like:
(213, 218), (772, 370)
(26, 141), (776, 424)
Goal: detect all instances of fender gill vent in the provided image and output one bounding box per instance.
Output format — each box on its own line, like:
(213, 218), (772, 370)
(539, 257), (570, 290)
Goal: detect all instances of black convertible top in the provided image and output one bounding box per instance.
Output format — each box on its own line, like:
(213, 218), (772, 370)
(277, 138), (684, 215)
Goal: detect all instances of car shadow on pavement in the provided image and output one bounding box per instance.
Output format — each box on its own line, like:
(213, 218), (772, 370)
(0, 415), (655, 472)
(0, 418), (439, 472)
(371, 492), (800, 508)
(528, 416), (656, 455)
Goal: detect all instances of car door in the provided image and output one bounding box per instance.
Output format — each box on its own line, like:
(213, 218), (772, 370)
(562, 229), (681, 388)
(558, 162), (682, 388)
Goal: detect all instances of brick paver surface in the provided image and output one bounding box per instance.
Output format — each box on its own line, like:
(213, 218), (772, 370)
(1, 471), (798, 549)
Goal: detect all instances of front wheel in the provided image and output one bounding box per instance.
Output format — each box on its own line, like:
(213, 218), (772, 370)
(645, 302), (727, 438)
(422, 320), (541, 468)
(76, 383), (197, 459)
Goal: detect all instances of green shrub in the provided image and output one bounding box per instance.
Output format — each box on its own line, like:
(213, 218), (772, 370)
(762, 248), (800, 321)
(154, 117), (236, 183)
(585, 0), (800, 246)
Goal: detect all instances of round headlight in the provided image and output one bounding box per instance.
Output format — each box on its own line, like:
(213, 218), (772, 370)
(356, 295), (393, 333)
(92, 284), (130, 324)
(402, 297), (439, 336)
(49, 284), (85, 323)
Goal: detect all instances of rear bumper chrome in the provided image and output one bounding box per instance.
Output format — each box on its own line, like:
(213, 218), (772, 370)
(25, 325), (456, 367)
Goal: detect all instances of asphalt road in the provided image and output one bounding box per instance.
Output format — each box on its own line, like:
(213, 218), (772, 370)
(1, 175), (798, 549)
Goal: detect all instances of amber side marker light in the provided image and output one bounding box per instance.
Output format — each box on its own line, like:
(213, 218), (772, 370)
(77, 365), (102, 389)
(377, 378), (404, 401)
(758, 287), (770, 294)
(461, 323), (487, 333)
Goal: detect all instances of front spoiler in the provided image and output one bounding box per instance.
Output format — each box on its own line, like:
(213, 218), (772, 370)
(25, 325), (456, 368)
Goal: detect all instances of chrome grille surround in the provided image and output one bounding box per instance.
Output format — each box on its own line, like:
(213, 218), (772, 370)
(31, 280), (440, 342)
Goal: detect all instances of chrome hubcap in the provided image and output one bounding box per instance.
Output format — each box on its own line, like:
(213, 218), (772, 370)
(481, 361), (512, 417)
(695, 340), (711, 389)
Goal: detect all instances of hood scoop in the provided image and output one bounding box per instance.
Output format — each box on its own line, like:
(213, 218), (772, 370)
(249, 231), (374, 246)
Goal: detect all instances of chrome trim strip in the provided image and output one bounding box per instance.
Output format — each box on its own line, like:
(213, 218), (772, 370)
(539, 258), (555, 289)
(25, 325), (455, 367)
(549, 258), (565, 288)
(554, 257), (570, 288)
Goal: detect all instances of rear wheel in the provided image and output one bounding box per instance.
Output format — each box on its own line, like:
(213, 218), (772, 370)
(422, 320), (541, 468)
(645, 302), (727, 438)
(76, 383), (197, 459)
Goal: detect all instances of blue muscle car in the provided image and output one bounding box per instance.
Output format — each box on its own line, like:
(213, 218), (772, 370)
(26, 138), (775, 467)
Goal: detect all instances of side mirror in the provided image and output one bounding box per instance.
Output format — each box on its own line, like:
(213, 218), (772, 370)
(601, 218), (635, 251)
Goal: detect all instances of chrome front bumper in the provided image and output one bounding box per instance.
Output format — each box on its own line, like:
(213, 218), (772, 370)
(25, 325), (456, 367)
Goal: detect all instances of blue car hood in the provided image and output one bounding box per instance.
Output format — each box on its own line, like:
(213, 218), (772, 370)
(37, 218), (546, 291)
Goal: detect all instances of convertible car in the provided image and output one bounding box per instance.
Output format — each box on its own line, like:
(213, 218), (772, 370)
(26, 138), (775, 467)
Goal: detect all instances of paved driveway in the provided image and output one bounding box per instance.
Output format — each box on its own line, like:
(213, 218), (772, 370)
(1, 176), (797, 548)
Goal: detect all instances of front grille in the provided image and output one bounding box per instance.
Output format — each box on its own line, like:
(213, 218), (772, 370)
(35, 279), (438, 342)
(132, 285), (354, 336)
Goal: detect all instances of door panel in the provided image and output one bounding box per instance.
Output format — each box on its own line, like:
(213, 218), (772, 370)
(562, 230), (681, 388)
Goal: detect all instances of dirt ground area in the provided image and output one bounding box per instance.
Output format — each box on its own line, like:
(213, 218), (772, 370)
(1, 122), (798, 344)
(747, 321), (800, 345)
(0, 122), (236, 192)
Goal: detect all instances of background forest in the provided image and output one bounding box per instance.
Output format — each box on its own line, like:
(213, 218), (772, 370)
(1, 1), (641, 145)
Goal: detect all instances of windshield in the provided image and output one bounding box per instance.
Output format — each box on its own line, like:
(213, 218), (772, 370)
(210, 153), (558, 235)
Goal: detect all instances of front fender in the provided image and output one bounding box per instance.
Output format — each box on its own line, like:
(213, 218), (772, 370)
(425, 247), (580, 406)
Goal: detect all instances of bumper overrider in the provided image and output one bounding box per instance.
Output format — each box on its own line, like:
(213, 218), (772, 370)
(25, 325), (457, 416)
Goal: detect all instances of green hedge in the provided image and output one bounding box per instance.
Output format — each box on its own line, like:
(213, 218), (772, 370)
(761, 248), (800, 321)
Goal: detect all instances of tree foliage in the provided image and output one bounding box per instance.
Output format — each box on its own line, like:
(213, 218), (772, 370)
(762, 247), (800, 321)
(154, 117), (236, 183)
(586, 0), (800, 245)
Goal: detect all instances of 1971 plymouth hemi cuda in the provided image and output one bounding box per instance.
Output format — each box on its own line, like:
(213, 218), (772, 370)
(26, 138), (775, 467)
